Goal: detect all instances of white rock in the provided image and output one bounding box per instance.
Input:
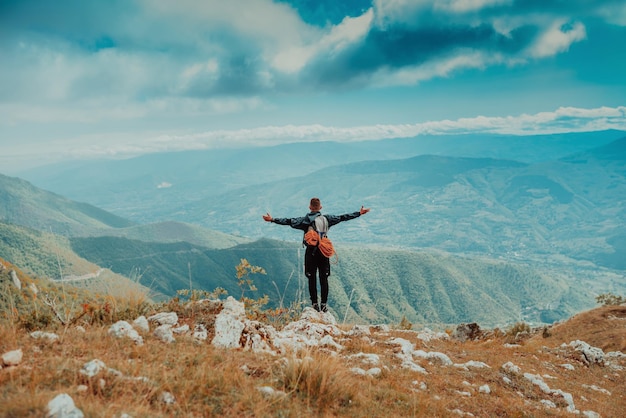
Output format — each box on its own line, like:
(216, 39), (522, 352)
(29, 282), (38, 295)
(366, 367), (382, 377)
(172, 324), (190, 334)
(154, 325), (175, 343)
(221, 296), (246, 318)
(351, 367), (367, 376)
(10, 270), (21, 290)
(560, 363), (575, 371)
(479, 384), (491, 394)
(80, 359), (107, 378)
(347, 352), (380, 365)
(582, 384), (611, 395)
(417, 328), (449, 342)
(2, 349), (23, 367)
(133, 316), (150, 333)
(413, 349), (453, 366)
(455, 360), (490, 370)
(569, 340), (605, 365)
(212, 308), (246, 349)
(159, 391), (176, 404)
(148, 312), (179, 326)
(582, 411), (601, 418)
(47, 393), (84, 418)
(540, 399), (556, 408)
(30, 331), (59, 342)
(108, 321), (143, 345)
(348, 325), (371, 336)
(501, 362), (521, 375)
(257, 386), (286, 398)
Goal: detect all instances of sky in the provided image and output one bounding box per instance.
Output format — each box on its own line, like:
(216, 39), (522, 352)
(1, 0), (625, 173)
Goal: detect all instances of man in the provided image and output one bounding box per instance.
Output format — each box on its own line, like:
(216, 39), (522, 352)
(263, 197), (370, 313)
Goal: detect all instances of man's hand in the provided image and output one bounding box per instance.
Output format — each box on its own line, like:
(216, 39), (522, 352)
(360, 206), (370, 215)
(263, 213), (273, 222)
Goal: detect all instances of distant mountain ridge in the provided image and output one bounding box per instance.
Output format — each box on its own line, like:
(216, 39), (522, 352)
(0, 173), (134, 236)
(0, 171), (606, 327)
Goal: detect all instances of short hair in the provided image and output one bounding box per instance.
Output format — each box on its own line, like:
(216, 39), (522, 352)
(310, 197), (321, 210)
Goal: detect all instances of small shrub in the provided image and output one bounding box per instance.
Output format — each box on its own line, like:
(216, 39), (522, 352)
(596, 293), (626, 306)
(397, 316), (413, 330)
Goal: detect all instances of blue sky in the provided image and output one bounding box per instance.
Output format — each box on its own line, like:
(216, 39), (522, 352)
(1, 0), (625, 172)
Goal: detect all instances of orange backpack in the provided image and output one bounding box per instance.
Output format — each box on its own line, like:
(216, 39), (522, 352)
(304, 215), (336, 259)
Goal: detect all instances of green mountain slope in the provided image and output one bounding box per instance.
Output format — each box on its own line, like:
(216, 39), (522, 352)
(89, 220), (252, 249)
(68, 235), (593, 327)
(0, 173), (134, 235)
(0, 221), (153, 300)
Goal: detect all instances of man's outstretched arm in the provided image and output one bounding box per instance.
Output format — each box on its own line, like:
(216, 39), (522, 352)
(326, 206), (370, 226)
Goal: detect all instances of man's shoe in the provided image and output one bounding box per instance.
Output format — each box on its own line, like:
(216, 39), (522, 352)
(320, 303), (328, 313)
(312, 303), (320, 312)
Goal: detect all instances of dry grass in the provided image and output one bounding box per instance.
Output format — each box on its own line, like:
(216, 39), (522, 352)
(1, 269), (625, 418)
(3, 316), (624, 418)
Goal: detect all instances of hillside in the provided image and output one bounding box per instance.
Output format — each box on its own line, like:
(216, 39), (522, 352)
(67, 236), (594, 328)
(1, 274), (624, 417)
(87, 220), (252, 249)
(0, 173), (134, 236)
(0, 225), (154, 301)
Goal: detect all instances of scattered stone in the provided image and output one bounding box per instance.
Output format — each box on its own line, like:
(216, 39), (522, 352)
(257, 386), (286, 398)
(172, 324), (190, 334)
(582, 384), (611, 395)
(2, 349), (23, 367)
(347, 352), (380, 365)
(540, 399), (556, 408)
(154, 325), (175, 343)
(413, 349), (453, 366)
(561, 363), (575, 371)
(501, 362), (521, 375)
(452, 323), (482, 342)
(108, 321), (143, 345)
(79, 359), (122, 379)
(479, 384), (491, 394)
(148, 312), (179, 326)
(47, 393), (84, 418)
(417, 328), (449, 342)
(348, 324), (371, 337)
(212, 297), (246, 349)
(133, 316), (150, 333)
(569, 340), (605, 366)
(30, 331), (60, 343)
(159, 391), (176, 405)
(10, 270), (21, 290)
(79, 359), (107, 378)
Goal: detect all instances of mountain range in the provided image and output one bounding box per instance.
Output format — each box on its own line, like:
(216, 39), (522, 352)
(2, 130), (625, 327)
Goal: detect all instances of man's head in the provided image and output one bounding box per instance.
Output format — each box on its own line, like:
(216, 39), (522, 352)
(309, 197), (322, 211)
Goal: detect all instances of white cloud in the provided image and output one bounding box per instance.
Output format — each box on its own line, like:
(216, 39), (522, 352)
(434, 0), (512, 13)
(272, 9), (374, 73)
(528, 20), (587, 59)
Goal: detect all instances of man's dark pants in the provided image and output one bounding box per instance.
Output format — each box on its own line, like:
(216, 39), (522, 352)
(305, 246), (330, 306)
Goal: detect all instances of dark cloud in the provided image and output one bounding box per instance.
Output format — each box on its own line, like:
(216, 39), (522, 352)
(277, 0), (372, 26)
(298, 0), (624, 89)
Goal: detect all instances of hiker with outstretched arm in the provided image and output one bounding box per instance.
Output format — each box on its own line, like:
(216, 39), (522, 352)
(263, 197), (370, 313)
